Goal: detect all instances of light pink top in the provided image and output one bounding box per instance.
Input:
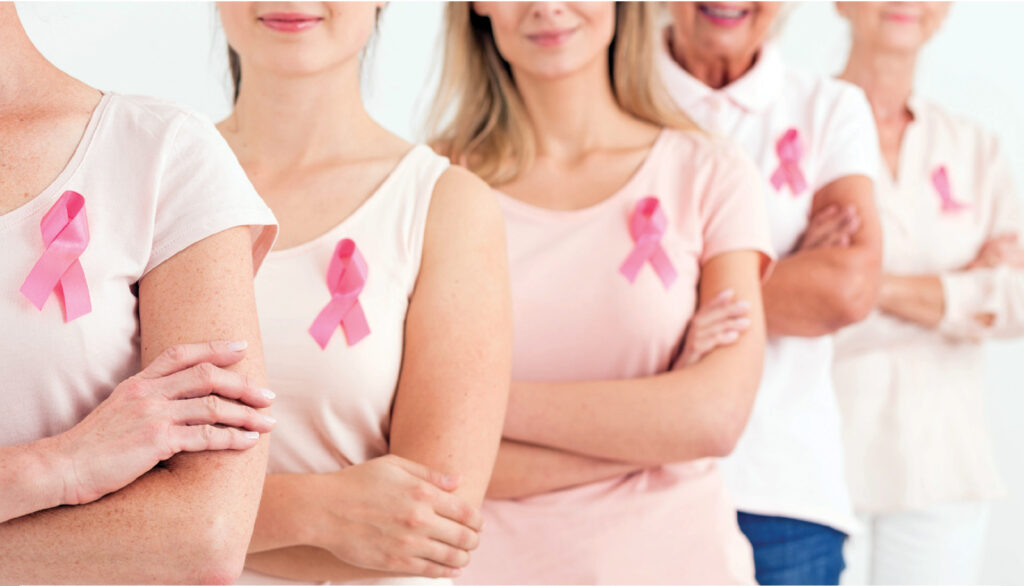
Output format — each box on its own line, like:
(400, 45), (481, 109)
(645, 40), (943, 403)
(658, 33), (881, 533)
(458, 129), (773, 585)
(240, 146), (450, 585)
(0, 93), (276, 449)
(834, 97), (1023, 512)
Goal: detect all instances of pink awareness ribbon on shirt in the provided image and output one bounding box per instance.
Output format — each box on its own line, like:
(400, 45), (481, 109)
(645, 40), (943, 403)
(20, 190), (92, 322)
(309, 238), (371, 349)
(619, 196), (678, 289)
(770, 128), (808, 196)
(932, 165), (969, 213)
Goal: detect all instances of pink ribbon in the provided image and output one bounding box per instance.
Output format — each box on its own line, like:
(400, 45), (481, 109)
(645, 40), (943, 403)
(20, 190), (92, 321)
(770, 128), (808, 196)
(309, 238), (371, 349)
(932, 165), (968, 213)
(619, 196), (678, 289)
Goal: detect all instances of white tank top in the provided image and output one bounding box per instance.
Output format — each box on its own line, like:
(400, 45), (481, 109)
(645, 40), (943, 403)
(255, 145), (449, 475)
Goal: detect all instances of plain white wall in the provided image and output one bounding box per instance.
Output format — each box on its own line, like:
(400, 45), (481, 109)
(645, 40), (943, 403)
(16, 2), (1023, 583)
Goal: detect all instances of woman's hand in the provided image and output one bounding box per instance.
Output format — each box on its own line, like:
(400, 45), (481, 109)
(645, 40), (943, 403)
(966, 233), (1024, 270)
(48, 340), (276, 506)
(678, 289), (752, 367)
(303, 454), (483, 579)
(796, 204), (862, 252)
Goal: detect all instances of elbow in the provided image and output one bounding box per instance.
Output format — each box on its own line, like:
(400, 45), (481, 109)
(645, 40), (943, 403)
(827, 270), (880, 331)
(182, 512), (251, 584)
(698, 372), (761, 459)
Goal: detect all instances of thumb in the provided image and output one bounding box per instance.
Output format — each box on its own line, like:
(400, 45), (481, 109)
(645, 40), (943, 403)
(390, 456), (460, 491)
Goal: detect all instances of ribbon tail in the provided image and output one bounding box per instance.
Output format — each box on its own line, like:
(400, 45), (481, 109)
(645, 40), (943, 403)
(789, 167), (808, 196)
(649, 247), (678, 289)
(308, 297), (356, 350)
(60, 260), (92, 321)
(340, 302), (371, 346)
(20, 249), (75, 310)
(770, 167), (787, 191)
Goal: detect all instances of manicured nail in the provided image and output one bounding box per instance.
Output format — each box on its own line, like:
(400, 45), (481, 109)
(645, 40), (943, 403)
(262, 414), (277, 424)
(442, 474), (458, 486)
(736, 318), (752, 328)
(245, 431), (260, 439)
(736, 300), (751, 310)
(227, 340), (248, 351)
(261, 388), (276, 400)
(717, 289), (734, 300)
(724, 331), (740, 341)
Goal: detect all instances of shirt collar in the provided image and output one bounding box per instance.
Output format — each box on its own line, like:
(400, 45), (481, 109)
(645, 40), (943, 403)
(658, 25), (786, 113)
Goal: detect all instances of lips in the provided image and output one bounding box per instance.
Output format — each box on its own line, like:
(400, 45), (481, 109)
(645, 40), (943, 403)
(258, 12), (323, 33)
(698, 3), (752, 27)
(527, 27), (578, 47)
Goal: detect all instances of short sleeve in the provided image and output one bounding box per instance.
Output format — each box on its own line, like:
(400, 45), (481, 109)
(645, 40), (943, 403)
(814, 84), (881, 191)
(700, 141), (776, 278)
(144, 112), (278, 276)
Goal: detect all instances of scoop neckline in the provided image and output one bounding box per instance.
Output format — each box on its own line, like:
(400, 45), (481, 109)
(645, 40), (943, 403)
(0, 91), (112, 231)
(266, 144), (429, 258)
(494, 128), (669, 222)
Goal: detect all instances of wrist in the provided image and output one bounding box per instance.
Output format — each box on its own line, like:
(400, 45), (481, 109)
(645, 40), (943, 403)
(18, 437), (72, 510)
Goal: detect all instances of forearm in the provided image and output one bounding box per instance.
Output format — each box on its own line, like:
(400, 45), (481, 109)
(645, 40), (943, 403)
(0, 438), (66, 523)
(487, 440), (645, 500)
(246, 546), (400, 583)
(763, 247), (879, 337)
(877, 273), (945, 328)
(247, 473), (319, 554)
(0, 444), (266, 584)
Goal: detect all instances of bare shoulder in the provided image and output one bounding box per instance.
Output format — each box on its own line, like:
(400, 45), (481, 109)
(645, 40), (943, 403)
(427, 164), (504, 238)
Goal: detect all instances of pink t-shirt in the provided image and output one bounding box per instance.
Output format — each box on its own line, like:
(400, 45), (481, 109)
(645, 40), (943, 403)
(458, 129), (773, 585)
(1, 93), (277, 448)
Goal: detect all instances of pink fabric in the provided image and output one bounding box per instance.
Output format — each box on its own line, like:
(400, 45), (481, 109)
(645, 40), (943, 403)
(769, 128), (808, 196)
(308, 238), (371, 349)
(619, 196), (678, 288)
(457, 130), (773, 585)
(1, 93), (277, 450)
(20, 190), (92, 321)
(932, 165), (969, 214)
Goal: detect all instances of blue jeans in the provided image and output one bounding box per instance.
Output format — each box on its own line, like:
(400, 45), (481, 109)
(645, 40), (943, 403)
(737, 512), (847, 585)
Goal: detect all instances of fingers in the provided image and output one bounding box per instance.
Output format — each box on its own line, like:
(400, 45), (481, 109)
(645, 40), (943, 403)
(400, 556), (462, 580)
(429, 515), (481, 552)
(388, 455), (460, 492)
(157, 362), (275, 408)
(430, 489), (484, 531)
(173, 396), (276, 433)
(170, 424), (262, 453)
(142, 340), (249, 379)
(802, 205), (860, 250)
(418, 539), (471, 571)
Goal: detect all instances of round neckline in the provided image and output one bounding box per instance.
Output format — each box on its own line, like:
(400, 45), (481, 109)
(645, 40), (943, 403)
(0, 91), (112, 231)
(495, 128), (670, 222)
(267, 144), (428, 258)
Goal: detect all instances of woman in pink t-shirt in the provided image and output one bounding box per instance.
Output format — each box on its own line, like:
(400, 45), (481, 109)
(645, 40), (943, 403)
(214, 3), (512, 583)
(429, 3), (773, 584)
(0, 4), (281, 583)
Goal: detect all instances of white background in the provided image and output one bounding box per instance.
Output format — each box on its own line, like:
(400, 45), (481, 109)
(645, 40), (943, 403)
(16, 2), (1023, 583)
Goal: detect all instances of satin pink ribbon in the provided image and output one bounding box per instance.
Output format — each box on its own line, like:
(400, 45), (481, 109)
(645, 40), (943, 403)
(620, 196), (678, 289)
(932, 165), (969, 213)
(309, 238), (371, 349)
(20, 190), (92, 321)
(770, 128), (808, 196)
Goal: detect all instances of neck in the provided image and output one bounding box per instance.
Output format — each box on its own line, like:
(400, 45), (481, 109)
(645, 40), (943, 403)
(512, 54), (633, 159)
(670, 28), (758, 89)
(840, 43), (917, 123)
(0, 5), (63, 107)
(221, 56), (377, 167)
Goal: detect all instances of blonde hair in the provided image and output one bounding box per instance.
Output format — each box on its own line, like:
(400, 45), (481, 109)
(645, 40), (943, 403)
(427, 2), (698, 185)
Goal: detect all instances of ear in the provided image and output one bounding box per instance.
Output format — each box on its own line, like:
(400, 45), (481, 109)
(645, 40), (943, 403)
(471, 2), (491, 18)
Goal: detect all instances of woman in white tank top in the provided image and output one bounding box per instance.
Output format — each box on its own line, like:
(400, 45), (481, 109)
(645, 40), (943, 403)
(215, 4), (512, 583)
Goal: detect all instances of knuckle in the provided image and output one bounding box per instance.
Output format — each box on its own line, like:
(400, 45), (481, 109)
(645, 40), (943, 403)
(203, 395), (221, 418)
(199, 424), (216, 443)
(195, 362), (217, 385)
(404, 508), (428, 529)
(412, 482), (433, 502)
(164, 344), (187, 363)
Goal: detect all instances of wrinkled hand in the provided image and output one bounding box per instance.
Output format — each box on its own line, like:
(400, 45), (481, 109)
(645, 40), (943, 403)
(678, 289), (752, 367)
(305, 454), (482, 579)
(52, 340), (275, 506)
(796, 204), (861, 252)
(966, 233), (1024, 270)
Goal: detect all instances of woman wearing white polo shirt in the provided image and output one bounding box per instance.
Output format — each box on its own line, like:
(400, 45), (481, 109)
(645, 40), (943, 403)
(831, 3), (1024, 584)
(659, 3), (883, 584)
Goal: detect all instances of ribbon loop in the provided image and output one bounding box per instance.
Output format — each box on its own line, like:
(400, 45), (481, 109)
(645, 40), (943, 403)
(309, 238), (371, 349)
(932, 165), (969, 213)
(770, 128), (808, 196)
(20, 190), (92, 321)
(619, 196), (678, 289)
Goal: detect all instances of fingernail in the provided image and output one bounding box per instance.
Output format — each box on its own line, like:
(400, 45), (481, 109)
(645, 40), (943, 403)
(724, 331), (740, 341)
(262, 414), (277, 424)
(227, 340), (248, 351)
(736, 318), (752, 328)
(261, 388), (276, 400)
(245, 431), (260, 439)
(736, 300), (751, 310)
(451, 570), (462, 578)
(442, 474), (458, 485)
(718, 289), (734, 299)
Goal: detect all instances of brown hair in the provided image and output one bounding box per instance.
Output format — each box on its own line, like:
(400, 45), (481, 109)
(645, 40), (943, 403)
(427, 2), (698, 185)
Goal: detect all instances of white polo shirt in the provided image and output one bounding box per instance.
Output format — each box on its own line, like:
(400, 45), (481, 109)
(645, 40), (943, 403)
(658, 32), (880, 534)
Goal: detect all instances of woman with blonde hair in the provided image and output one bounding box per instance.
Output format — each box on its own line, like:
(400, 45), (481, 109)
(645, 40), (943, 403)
(430, 2), (773, 583)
